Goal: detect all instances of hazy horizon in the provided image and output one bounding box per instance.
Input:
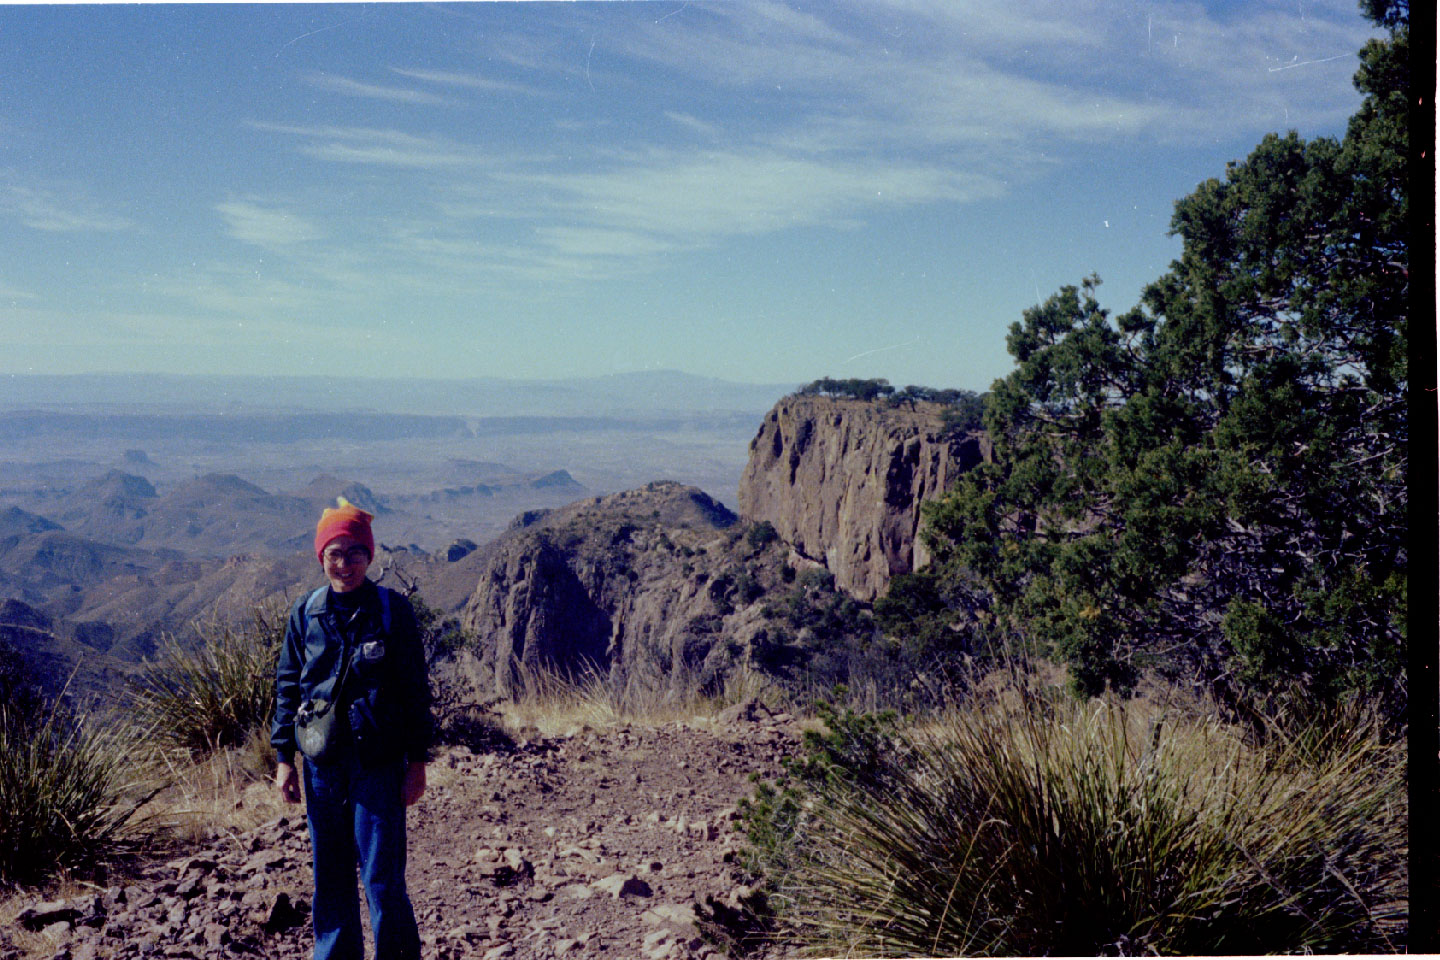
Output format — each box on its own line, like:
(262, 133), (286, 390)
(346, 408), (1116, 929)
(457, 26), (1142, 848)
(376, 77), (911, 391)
(0, 368), (802, 417)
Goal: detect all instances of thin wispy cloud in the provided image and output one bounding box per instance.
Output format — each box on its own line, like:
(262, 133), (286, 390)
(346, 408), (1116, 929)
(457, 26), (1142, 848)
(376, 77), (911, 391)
(619, 0), (1372, 146)
(303, 142), (478, 169)
(238, 0), (1374, 290)
(303, 72), (452, 106)
(390, 67), (537, 96)
(520, 150), (1003, 244)
(533, 226), (677, 260)
(0, 303), (279, 348)
(249, 122), (484, 169)
(0, 180), (132, 233)
(663, 111), (723, 139)
(216, 201), (323, 248)
(1, 1), (1383, 383)
(368, 147), (1010, 285)
(148, 255), (365, 321)
(0, 278), (39, 302)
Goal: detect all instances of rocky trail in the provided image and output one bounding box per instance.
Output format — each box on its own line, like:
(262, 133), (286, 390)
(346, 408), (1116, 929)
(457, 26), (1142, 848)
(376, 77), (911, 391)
(8, 706), (796, 960)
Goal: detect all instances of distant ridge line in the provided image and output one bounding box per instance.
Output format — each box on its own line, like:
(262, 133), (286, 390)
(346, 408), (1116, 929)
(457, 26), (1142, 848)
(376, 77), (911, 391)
(0, 371), (798, 419)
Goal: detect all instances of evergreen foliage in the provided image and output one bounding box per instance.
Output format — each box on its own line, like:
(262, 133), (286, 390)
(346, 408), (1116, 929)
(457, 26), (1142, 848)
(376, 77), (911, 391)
(795, 377), (897, 401)
(873, 568), (992, 662)
(0, 633), (45, 718)
(745, 520), (780, 552)
(409, 593), (471, 669)
(753, 568), (990, 713)
(920, 7), (1408, 717)
(794, 378), (986, 435)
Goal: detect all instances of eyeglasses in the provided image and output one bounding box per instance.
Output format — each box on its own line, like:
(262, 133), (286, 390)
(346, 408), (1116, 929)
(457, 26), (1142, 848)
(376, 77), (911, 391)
(322, 546), (371, 566)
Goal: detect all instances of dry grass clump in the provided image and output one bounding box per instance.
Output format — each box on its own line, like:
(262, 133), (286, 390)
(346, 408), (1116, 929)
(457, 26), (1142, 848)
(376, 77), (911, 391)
(498, 659), (783, 736)
(757, 678), (1405, 956)
(132, 725), (286, 846)
(0, 604), (289, 895)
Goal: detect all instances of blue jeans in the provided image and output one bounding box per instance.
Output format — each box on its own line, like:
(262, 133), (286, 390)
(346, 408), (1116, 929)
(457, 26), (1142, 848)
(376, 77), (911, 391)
(303, 756), (420, 960)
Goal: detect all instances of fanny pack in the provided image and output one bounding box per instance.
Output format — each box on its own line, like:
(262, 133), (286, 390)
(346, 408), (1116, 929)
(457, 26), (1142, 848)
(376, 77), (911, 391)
(294, 586), (392, 763)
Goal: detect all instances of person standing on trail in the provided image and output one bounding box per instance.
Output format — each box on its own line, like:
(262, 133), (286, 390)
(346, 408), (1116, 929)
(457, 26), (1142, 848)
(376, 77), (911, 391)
(272, 498), (433, 960)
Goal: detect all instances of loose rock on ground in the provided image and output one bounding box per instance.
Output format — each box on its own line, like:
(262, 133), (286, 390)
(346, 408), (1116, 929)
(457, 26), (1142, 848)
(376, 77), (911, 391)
(6, 707), (795, 960)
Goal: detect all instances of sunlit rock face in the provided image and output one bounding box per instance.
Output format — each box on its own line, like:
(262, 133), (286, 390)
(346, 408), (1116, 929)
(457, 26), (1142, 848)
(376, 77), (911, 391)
(460, 482), (784, 700)
(738, 396), (988, 602)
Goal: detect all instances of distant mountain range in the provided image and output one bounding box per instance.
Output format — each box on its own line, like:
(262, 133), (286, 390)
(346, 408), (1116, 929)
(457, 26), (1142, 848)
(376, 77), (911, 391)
(0, 464), (592, 700)
(0, 409), (767, 445)
(2, 469), (588, 560)
(0, 370), (796, 418)
(0, 370), (804, 705)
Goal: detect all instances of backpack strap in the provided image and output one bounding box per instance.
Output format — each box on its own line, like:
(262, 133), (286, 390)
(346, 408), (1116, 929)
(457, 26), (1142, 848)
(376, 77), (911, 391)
(378, 585), (392, 634)
(305, 585), (328, 618)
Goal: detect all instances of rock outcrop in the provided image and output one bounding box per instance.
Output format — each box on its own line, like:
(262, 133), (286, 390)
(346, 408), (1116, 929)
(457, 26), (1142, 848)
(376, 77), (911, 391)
(738, 396), (988, 601)
(460, 482), (791, 699)
(455, 395), (989, 695)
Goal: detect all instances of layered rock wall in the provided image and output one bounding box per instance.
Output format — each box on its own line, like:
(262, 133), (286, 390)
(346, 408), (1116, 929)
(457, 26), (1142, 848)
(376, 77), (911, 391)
(738, 396), (988, 601)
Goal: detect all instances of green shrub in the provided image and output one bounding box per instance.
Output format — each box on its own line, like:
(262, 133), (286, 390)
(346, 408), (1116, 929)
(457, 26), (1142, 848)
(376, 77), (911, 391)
(409, 592), (472, 668)
(127, 604), (286, 758)
(742, 679), (1405, 956)
(795, 377), (895, 402)
(0, 701), (148, 885)
(755, 573), (978, 713)
(737, 698), (900, 879)
(746, 521), (780, 552)
(0, 634), (45, 717)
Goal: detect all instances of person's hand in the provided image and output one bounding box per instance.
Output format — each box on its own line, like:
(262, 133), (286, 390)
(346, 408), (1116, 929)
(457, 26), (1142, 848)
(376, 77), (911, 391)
(402, 761), (427, 807)
(276, 762), (302, 804)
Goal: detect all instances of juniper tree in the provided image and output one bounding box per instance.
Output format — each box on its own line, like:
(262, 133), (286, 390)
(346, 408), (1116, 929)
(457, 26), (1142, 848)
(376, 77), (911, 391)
(921, 2), (1408, 717)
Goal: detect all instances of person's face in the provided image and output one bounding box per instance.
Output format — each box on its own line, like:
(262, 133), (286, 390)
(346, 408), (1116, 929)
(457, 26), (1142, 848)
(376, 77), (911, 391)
(320, 534), (371, 593)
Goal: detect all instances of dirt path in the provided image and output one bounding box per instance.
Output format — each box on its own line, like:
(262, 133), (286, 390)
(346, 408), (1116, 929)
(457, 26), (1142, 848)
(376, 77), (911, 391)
(8, 709), (794, 960)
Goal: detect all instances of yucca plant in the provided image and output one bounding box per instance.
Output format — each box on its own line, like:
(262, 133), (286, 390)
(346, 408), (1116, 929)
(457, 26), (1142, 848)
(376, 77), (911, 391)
(758, 681), (1405, 956)
(127, 603), (286, 758)
(0, 700), (150, 885)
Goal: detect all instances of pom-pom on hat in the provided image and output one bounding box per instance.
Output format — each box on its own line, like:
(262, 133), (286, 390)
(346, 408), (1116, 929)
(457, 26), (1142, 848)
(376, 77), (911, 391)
(314, 497), (375, 562)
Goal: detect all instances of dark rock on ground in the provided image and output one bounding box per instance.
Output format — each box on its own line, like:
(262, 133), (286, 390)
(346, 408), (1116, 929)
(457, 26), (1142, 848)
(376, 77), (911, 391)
(11, 718), (794, 960)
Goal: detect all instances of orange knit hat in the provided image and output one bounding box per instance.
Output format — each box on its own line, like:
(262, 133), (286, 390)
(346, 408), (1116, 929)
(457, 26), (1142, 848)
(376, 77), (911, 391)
(314, 497), (375, 562)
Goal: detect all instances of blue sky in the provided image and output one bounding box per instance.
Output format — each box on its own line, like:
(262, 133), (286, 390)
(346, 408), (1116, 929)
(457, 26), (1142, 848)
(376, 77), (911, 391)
(0, 1), (1379, 393)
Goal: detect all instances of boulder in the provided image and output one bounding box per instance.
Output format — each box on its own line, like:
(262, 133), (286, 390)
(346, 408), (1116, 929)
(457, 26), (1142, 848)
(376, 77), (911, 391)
(592, 873), (653, 899)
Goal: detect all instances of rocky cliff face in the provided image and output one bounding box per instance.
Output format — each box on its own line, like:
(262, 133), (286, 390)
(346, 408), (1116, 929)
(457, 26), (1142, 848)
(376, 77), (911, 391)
(457, 398), (988, 697)
(460, 482), (790, 699)
(738, 396), (988, 601)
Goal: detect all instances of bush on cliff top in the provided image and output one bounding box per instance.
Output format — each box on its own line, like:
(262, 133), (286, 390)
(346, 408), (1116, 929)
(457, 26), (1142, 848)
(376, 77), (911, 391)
(792, 378), (985, 433)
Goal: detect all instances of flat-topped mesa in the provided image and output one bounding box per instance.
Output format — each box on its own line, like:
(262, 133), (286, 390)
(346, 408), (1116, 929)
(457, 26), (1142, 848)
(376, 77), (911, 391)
(738, 395), (990, 602)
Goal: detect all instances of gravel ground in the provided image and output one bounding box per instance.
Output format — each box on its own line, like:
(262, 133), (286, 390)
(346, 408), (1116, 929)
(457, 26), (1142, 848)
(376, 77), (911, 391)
(6, 706), (796, 960)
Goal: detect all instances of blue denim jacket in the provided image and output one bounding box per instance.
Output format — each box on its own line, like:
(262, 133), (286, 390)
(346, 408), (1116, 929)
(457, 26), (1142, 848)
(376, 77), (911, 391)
(271, 580), (432, 766)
